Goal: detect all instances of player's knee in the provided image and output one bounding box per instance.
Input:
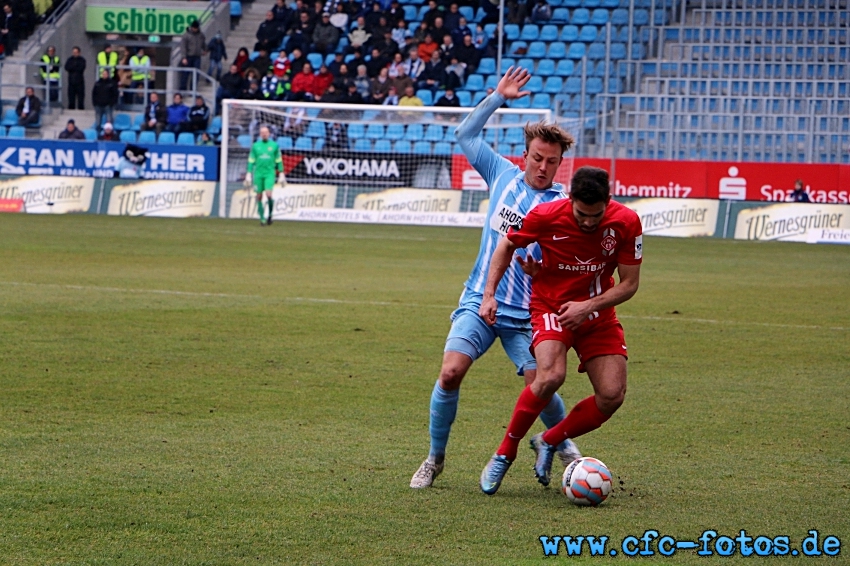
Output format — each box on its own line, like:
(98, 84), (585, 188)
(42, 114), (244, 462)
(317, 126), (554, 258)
(438, 365), (467, 390)
(596, 385), (626, 415)
(536, 367), (565, 394)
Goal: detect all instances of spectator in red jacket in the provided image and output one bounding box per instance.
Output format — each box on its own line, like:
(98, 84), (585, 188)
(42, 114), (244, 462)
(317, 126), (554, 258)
(290, 62), (317, 100)
(313, 64), (334, 98)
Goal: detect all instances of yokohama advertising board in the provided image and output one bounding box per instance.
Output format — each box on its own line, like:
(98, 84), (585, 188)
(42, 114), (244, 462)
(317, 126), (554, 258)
(451, 156), (850, 203)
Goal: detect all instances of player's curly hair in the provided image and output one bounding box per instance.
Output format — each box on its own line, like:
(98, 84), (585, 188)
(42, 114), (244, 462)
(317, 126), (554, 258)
(570, 166), (610, 204)
(523, 122), (575, 155)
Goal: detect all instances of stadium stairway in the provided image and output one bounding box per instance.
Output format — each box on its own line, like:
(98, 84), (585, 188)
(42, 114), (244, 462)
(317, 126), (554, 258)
(224, 3), (272, 67)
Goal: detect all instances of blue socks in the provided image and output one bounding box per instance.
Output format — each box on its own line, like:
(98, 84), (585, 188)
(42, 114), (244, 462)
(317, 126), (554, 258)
(428, 381), (459, 463)
(539, 392), (567, 439)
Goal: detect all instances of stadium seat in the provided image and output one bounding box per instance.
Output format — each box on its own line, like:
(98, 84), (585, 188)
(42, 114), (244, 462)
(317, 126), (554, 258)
(571, 8), (590, 25)
(138, 131), (157, 144)
(347, 123), (365, 139)
(477, 58), (496, 75)
(567, 43), (587, 59)
(307, 53), (324, 70)
(385, 123), (405, 140)
(276, 136), (293, 149)
(313, 137), (324, 151)
(587, 43), (606, 60)
(459, 6), (474, 21)
(633, 9), (649, 26)
(537, 59), (556, 76)
(83, 128), (97, 141)
(306, 121), (326, 138)
(403, 124), (424, 141)
(539, 25), (559, 42)
(559, 25), (578, 42)
(579, 25), (597, 43)
(590, 8), (609, 25)
(586, 77), (603, 94)
(463, 74), (484, 91)
(564, 0), (580, 6)
(555, 59), (575, 76)
(365, 123), (385, 139)
(457, 91), (472, 107)
(527, 42), (547, 59)
(551, 8), (570, 23)
(130, 114), (145, 132)
(500, 58), (516, 73)
(509, 96), (530, 109)
(472, 91), (487, 105)
(416, 89), (433, 106)
(374, 139), (392, 152)
(516, 57), (534, 71)
(547, 42), (567, 59)
(565, 77), (582, 93)
(412, 141), (431, 154)
(504, 24), (520, 41)
(177, 132), (196, 145)
(531, 93), (551, 109)
(433, 141), (452, 155)
(206, 116), (222, 136)
(1, 109), (17, 127)
(113, 113), (132, 131)
(362, 110), (379, 122)
(484, 75), (499, 90)
(507, 41), (527, 57)
(602, 0), (619, 7)
(505, 128), (525, 145)
(583, 0), (599, 7)
(543, 76), (563, 94)
(525, 76), (543, 92)
(520, 24), (539, 41)
(424, 124), (444, 142)
(610, 43), (627, 60)
(294, 137), (313, 150)
(393, 140), (411, 153)
(0, 126), (6, 137)
(611, 8), (628, 26)
(7, 126), (25, 138)
(353, 139), (372, 151)
(119, 130), (137, 143)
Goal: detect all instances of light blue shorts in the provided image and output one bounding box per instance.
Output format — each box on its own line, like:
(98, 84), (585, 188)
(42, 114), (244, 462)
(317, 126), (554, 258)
(444, 301), (536, 377)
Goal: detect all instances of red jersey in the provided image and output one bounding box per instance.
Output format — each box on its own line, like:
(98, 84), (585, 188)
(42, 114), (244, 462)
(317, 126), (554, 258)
(506, 199), (643, 317)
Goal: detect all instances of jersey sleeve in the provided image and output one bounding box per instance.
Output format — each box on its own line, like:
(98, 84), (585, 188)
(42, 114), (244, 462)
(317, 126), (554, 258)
(273, 143), (283, 171)
(247, 143), (257, 173)
(506, 205), (545, 249)
(454, 92), (515, 190)
(616, 212), (643, 265)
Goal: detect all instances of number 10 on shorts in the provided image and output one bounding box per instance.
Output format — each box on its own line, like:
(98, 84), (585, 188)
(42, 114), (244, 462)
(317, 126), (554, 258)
(542, 313), (562, 332)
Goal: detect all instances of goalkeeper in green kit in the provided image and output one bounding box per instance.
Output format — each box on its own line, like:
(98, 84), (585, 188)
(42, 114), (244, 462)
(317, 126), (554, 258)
(245, 125), (286, 225)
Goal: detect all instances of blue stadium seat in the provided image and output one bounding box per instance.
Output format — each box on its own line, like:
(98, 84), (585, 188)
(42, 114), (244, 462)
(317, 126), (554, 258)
(610, 43), (627, 60)
(403, 124), (424, 141)
(508, 41), (527, 57)
(158, 132), (175, 144)
(348, 123), (366, 138)
(505, 128), (525, 145)
(500, 58), (516, 73)
(531, 93), (551, 109)
(579, 25), (597, 43)
(472, 91), (487, 105)
(459, 6), (474, 21)
(590, 8), (609, 25)
(0, 126), (8, 137)
(633, 9), (649, 26)
(509, 96), (530, 109)
(559, 25), (578, 42)
(586, 77), (603, 94)
(119, 130), (137, 143)
(457, 91), (472, 107)
(543, 76), (563, 93)
(583, 0), (600, 7)
(416, 89), (433, 106)
(365, 123), (385, 139)
(207, 116), (222, 135)
(306, 121), (326, 138)
(177, 132), (196, 145)
(1, 109), (17, 127)
(504, 24), (520, 41)
(525, 76), (543, 92)
(422, 124), (442, 142)
(477, 58), (496, 75)
(565, 77), (582, 93)
(463, 74), (484, 91)
(433, 141), (452, 155)
(520, 24), (539, 41)
(563, 0), (580, 6)
(394, 140), (412, 153)
(276, 136), (293, 149)
(527, 41), (547, 58)
(112, 113), (132, 132)
(416, 5), (429, 20)
(307, 53), (324, 70)
(631, 44), (647, 59)
(294, 137), (313, 150)
(138, 131), (157, 144)
(539, 25), (559, 42)
(537, 59), (556, 75)
(587, 43), (606, 59)
(374, 139), (392, 152)
(516, 57), (534, 71)
(568, 43), (586, 59)
(403, 5), (417, 21)
(83, 128), (97, 141)
(556, 59), (575, 76)
(354, 139), (372, 151)
(571, 8), (590, 25)
(128, 114), (144, 132)
(484, 75), (499, 90)
(552, 8), (570, 23)
(602, 0), (619, 7)
(547, 42), (567, 59)
(611, 8), (629, 25)
(7, 126), (25, 138)
(385, 123), (405, 140)
(591, 60), (608, 77)
(484, 128), (497, 143)
(413, 141), (431, 154)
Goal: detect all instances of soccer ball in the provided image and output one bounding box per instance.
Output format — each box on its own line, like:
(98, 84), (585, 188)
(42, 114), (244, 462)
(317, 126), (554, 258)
(562, 457), (613, 506)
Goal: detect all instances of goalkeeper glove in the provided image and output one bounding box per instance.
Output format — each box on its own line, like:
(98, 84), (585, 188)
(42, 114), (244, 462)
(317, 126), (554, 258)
(277, 171), (287, 186)
(243, 172), (253, 187)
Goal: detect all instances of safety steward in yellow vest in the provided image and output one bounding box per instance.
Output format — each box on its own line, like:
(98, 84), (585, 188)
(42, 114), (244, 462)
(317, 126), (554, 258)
(129, 47), (152, 104)
(97, 45), (119, 77)
(40, 45), (61, 102)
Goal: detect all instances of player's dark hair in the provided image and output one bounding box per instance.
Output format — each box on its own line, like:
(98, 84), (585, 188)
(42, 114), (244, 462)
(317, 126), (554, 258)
(569, 166), (610, 205)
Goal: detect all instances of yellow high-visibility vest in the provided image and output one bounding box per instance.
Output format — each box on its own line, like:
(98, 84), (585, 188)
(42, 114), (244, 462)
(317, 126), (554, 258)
(97, 51), (119, 75)
(40, 55), (60, 81)
(130, 55), (151, 81)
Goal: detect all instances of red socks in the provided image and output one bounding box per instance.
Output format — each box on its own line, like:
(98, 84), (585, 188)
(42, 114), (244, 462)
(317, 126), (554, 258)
(496, 386), (550, 460)
(541, 395), (610, 447)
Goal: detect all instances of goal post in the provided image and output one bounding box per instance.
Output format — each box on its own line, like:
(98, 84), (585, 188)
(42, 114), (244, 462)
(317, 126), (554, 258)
(219, 99), (577, 222)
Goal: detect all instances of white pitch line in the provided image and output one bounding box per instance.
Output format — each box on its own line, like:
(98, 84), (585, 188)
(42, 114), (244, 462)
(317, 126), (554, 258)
(1, 281), (846, 330)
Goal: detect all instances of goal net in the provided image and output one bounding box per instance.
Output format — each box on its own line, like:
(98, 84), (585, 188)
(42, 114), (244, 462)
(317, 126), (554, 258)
(219, 99), (577, 222)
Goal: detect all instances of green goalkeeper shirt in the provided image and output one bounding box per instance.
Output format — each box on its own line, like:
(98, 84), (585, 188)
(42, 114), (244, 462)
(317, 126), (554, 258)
(248, 138), (283, 176)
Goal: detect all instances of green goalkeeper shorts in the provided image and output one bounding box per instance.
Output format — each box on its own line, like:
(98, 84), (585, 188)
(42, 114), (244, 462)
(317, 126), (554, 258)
(254, 173), (276, 193)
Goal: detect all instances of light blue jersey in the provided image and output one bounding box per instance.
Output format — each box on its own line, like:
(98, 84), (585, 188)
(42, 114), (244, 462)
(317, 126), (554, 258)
(455, 92), (565, 319)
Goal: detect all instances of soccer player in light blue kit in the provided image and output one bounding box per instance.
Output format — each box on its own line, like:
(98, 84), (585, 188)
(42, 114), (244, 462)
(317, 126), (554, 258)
(410, 67), (581, 488)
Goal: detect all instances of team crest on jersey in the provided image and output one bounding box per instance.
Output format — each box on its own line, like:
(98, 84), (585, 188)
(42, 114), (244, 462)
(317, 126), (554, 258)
(600, 228), (617, 256)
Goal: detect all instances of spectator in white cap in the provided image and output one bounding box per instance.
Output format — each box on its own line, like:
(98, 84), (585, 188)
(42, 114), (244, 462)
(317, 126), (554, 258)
(99, 122), (118, 141)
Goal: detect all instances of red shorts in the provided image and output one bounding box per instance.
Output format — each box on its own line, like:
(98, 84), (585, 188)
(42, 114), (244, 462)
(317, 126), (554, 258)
(530, 309), (627, 373)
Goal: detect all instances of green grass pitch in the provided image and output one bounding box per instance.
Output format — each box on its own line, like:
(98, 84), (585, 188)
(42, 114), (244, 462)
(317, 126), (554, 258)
(1, 214), (848, 565)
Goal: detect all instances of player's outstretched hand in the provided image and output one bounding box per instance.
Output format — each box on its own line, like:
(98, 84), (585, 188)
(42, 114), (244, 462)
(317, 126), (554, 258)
(557, 301), (593, 330)
(496, 66), (532, 101)
(479, 296), (498, 326)
(243, 172), (253, 188)
(515, 253), (541, 278)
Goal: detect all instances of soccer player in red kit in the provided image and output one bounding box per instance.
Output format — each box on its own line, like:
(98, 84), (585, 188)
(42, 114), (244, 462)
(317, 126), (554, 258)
(477, 166), (643, 495)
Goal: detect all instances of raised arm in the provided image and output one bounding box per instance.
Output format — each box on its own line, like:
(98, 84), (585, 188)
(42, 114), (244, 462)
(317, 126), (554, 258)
(478, 236), (520, 325)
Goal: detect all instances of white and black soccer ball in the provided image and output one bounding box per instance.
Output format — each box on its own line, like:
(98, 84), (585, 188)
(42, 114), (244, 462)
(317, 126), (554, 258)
(562, 457), (613, 506)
